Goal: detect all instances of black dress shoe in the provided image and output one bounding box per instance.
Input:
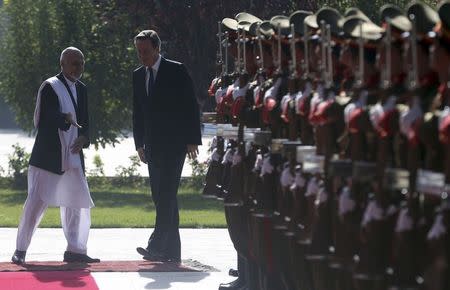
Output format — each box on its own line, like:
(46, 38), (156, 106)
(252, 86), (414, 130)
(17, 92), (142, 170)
(142, 254), (166, 262)
(136, 247), (151, 257)
(219, 277), (246, 290)
(137, 246), (180, 262)
(136, 247), (165, 261)
(11, 250), (26, 265)
(229, 268), (239, 277)
(63, 251), (100, 263)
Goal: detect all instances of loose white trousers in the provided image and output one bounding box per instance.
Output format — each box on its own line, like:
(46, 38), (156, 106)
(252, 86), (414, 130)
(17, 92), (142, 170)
(16, 194), (91, 254)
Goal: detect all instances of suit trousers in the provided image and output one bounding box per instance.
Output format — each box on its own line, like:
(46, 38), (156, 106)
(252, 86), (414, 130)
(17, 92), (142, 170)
(16, 194), (91, 254)
(146, 146), (186, 259)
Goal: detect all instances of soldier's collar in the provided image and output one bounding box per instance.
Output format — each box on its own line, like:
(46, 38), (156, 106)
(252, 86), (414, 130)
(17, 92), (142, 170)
(347, 40), (378, 50)
(419, 71), (439, 88)
(364, 72), (380, 90)
(392, 72), (407, 86)
(402, 30), (435, 45)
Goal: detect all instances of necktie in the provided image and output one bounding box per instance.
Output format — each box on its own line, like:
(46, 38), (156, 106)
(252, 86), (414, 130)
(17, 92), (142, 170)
(147, 67), (154, 97)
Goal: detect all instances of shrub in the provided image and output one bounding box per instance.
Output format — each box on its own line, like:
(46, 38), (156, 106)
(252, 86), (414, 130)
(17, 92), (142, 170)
(185, 157), (208, 190)
(114, 155), (144, 187)
(8, 143), (30, 188)
(87, 154), (106, 187)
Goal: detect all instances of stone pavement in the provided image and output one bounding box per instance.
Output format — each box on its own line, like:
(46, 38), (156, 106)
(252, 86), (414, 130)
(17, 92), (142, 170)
(0, 228), (237, 290)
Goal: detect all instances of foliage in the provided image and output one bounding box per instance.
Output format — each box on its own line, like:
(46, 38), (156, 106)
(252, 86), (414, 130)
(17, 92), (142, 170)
(0, 0), (304, 145)
(7, 143), (30, 188)
(184, 157), (208, 189)
(89, 154), (105, 176)
(0, 0), (135, 147)
(87, 153), (106, 187)
(113, 154), (143, 187)
(0, 0), (439, 146)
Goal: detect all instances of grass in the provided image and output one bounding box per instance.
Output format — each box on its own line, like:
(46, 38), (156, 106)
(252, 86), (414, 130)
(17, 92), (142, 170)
(0, 182), (227, 228)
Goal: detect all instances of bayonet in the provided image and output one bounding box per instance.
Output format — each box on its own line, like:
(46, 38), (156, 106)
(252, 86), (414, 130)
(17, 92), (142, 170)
(290, 24), (297, 78)
(303, 21), (310, 79)
(358, 21), (364, 88)
(409, 14), (418, 90)
(257, 22), (264, 73)
(277, 23), (282, 73)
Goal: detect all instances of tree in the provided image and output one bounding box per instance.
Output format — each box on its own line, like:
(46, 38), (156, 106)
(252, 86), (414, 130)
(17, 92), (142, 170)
(0, 0), (440, 146)
(0, 0), (136, 147)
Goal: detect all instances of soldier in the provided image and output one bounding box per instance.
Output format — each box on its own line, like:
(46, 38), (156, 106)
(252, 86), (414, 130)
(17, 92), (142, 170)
(249, 20), (276, 132)
(390, 2), (440, 289)
(353, 5), (411, 290)
(203, 4), (450, 290)
(259, 15), (289, 139)
(305, 8), (348, 290)
(296, 12), (319, 146)
(422, 3), (450, 288)
(216, 18), (239, 125)
(432, 1), (450, 180)
(339, 12), (382, 161)
(331, 10), (384, 290)
(219, 13), (264, 290)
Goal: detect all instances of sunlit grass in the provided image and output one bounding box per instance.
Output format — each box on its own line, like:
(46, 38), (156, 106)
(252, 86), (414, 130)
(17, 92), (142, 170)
(0, 184), (226, 228)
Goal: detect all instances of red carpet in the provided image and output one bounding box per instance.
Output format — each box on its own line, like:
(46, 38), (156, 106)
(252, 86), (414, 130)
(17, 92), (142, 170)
(0, 270), (99, 290)
(0, 260), (209, 272)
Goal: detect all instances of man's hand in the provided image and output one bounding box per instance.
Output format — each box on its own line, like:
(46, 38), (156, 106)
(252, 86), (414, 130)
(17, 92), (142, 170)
(137, 147), (147, 164)
(65, 112), (82, 128)
(187, 144), (199, 160)
(70, 136), (88, 154)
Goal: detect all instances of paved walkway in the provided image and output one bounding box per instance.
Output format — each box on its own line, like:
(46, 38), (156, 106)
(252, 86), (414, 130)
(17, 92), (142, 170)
(0, 228), (237, 290)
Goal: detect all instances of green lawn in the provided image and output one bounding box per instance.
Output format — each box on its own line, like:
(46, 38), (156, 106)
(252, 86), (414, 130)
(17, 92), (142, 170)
(0, 183), (227, 228)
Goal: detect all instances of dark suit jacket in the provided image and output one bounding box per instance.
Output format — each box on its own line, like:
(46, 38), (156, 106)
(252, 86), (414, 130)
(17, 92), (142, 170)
(132, 57), (202, 152)
(29, 73), (90, 174)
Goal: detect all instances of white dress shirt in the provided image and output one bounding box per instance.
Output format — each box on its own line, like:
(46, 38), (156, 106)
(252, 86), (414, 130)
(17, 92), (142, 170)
(63, 75), (78, 104)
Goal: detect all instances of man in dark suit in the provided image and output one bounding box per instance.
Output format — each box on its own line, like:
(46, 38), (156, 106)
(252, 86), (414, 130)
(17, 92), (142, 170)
(133, 30), (202, 263)
(11, 47), (99, 265)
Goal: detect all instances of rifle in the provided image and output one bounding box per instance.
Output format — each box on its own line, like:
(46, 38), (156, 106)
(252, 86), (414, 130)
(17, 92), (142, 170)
(285, 24), (300, 141)
(354, 168), (408, 290)
(249, 131), (279, 289)
(202, 135), (225, 198)
(293, 145), (317, 290)
(275, 140), (306, 290)
(298, 23), (315, 145)
(422, 193), (450, 290)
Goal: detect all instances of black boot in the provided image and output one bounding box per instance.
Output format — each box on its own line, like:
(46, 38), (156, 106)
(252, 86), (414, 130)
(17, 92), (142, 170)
(11, 250), (26, 265)
(219, 277), (246, 290)
(219, 255), (248, 290)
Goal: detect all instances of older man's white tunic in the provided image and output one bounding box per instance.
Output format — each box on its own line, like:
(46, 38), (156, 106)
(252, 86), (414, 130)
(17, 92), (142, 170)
(16, 75), (94, 254)
(31, 76), (94, 208)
